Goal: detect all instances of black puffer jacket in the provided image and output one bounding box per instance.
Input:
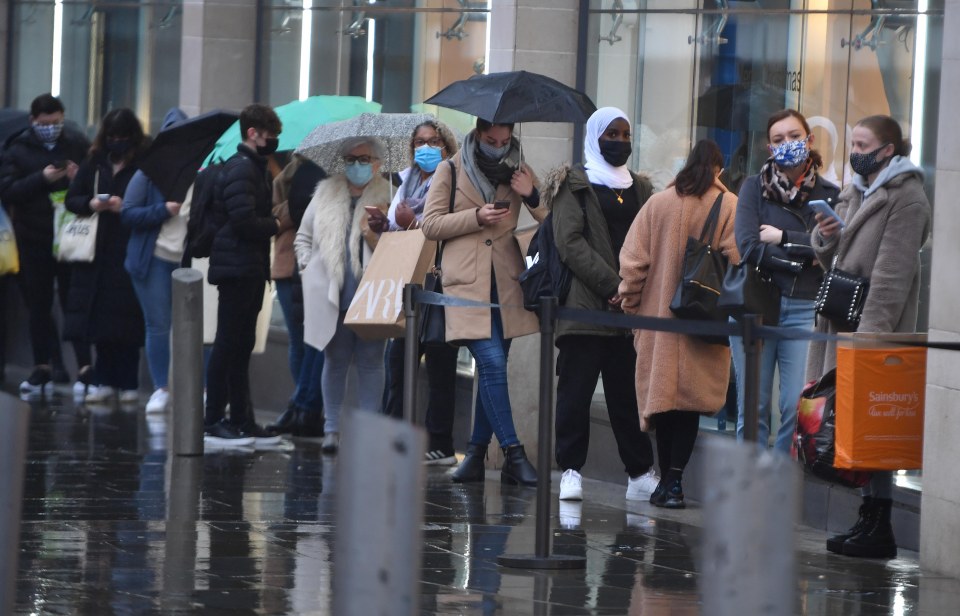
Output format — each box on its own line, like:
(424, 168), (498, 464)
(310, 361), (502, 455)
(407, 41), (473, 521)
(0, 127), (89, 245)
(208, 145), (279, 285)
(735, 173), (840, 299)
(62, 153), (144, 344)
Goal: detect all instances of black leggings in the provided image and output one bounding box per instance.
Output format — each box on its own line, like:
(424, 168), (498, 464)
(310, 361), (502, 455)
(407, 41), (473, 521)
(654, 411), (702, 476)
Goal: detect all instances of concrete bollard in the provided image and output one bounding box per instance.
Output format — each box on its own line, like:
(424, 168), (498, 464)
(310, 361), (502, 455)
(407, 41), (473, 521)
(0, 394), (30, 615)
(160, 455), (203, 612)
(700, 437), (799, 616)
(170, 268), (205, 456)
(332, 412), (426, 616)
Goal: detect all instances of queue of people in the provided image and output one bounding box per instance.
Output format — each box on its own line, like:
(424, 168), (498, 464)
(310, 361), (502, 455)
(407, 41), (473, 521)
(0, 92), (929, 560)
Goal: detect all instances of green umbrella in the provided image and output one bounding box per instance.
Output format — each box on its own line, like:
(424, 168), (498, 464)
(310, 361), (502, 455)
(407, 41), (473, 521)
(204, 95), (381, 165)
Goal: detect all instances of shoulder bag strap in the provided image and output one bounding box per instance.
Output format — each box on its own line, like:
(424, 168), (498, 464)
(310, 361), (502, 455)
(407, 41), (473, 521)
(435, 159), (457, 270)
(698, 191), (724, 246)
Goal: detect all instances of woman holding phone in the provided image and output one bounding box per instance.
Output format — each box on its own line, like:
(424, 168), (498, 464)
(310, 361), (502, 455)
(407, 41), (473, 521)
(809, 115), (930, 559)
(295, 137), (390, 453)
(421, 117), (545, 486)
(731, 109), (840, 454)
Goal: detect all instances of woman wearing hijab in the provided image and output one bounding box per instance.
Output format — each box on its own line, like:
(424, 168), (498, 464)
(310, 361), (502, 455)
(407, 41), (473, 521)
(540, 107), (659, 503)
(731, 109), (840, 453)
(421, 118), (546, 486)
(619, 139), (739, 508)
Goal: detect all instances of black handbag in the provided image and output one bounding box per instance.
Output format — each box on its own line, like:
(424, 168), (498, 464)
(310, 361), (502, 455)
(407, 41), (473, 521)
(717, 244), (781, 326)
(814, 255), (869, 331)
(418, 160), (456, 345)
(669, 193), (729, 344)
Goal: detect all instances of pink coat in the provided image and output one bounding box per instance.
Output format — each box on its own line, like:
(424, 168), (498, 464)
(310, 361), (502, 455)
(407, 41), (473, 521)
(619, 182), (740, 431)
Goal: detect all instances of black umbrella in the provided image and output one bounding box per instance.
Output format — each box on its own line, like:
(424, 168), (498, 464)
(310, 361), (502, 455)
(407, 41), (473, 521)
(0, 109), (30, 150)
(425, 70), (596, 124)
(139, 109), (239, 202)
(696, 82), (787, 132)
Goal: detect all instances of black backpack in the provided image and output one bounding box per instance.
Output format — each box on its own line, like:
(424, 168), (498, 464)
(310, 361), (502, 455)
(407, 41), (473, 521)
(519, 191), (587, 311)
(183, 162), (225, 262)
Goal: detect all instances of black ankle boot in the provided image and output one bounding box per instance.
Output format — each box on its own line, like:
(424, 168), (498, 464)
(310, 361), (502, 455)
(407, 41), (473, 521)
(843, 497), (897, 558)
(826, 496), (873, 554)
(267, 403), (299, 434)
(451, 443), (487, 483)
(662, 478), (685, 509)
(500, 445), (537, 487)
(292, 408), (324, 438)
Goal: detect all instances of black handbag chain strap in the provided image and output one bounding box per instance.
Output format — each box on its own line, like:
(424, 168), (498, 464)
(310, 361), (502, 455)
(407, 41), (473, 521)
(433, 159), (457, 273)
(697, 192), (725, 246)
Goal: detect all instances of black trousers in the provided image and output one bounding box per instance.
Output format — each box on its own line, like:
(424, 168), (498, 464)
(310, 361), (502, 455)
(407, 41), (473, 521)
(95, 341), (140, 390)
(554, 334), (654, 477)
(653, 410), (701, 476)
(383, 338), (459, 453)
(205, 278), (264, 426)
(16, 242), (91, 369)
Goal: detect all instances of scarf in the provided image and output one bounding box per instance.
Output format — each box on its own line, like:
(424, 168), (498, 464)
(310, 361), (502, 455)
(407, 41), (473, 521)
(759, 158), (818, 206)
(583, 106), (634, 189)
(400, 167), (431, 216)
(460, 130), (521, 203)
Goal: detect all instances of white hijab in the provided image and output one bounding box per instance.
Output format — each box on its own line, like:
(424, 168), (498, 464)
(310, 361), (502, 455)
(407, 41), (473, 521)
(583, 106), (634, 189)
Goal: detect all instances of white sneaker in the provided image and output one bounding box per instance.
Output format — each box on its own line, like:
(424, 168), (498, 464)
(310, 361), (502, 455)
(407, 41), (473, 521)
(72, 381), (88, 399)
(145, 389), (169, 413)
(119, 389), (140, 403)
(85, 385), (116, 403)
(626, 468), (660, 500)
(558, 500), (582, 529)
(559, 469), (583, 501)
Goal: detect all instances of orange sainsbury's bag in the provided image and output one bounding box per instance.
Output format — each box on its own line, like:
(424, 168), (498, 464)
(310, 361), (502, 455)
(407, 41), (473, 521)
(835, 335), (926, 470)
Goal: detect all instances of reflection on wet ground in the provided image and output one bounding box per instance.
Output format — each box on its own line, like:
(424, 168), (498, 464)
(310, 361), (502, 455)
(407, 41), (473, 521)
(10, 390), (960, 615)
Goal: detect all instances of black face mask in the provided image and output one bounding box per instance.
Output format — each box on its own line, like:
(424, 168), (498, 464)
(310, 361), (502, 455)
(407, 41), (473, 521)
(256, 137), (279, 157)
(106, 139), (133, 156)
(599, 140), (632, 167)
(849, 144), (889, 178)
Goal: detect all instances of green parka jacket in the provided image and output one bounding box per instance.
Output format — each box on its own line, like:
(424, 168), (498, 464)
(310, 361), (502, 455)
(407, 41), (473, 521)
(541, 163), (653, 340)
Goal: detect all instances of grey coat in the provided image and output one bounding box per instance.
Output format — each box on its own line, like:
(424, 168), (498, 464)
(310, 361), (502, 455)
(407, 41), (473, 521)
(806, 161), (931, 380)
(540, 164), (653, 339)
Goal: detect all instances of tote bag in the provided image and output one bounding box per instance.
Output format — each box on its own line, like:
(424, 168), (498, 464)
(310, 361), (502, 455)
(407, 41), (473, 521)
(0, 206), (18, 275)
(57, 171), (99, 263)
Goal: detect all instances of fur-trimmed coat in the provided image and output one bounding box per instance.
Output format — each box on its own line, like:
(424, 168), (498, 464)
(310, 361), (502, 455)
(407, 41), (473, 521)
(619, 182), (739, 431)
(295, 173), (390, 351)
(540, 163), (653, 339)
(805, 161), (931, 380)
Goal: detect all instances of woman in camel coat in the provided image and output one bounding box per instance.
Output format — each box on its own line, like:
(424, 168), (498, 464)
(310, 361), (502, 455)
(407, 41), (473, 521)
(619, 139), (739, 508)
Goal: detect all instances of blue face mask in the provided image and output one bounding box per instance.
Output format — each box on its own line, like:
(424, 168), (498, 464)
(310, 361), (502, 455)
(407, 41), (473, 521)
(33, 122), (63, 144)
(769, 137), (810, 169)
(345, 161), (374, 187)
(478, 140), (510, 161)
(414, 145), (443, 173)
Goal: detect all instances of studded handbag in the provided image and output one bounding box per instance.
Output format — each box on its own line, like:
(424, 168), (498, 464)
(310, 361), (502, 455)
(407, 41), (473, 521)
(814, 255), (869, 331)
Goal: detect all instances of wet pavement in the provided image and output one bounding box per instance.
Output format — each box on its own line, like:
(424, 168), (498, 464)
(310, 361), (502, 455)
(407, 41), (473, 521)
(8, 387), (960, 615)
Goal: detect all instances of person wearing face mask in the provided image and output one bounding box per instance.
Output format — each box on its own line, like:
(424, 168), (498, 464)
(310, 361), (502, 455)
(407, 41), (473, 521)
(203, 103), (284, 448)
(808, 115), (930, 559)
(539, 107), (659, 503)
(730, 109), (840, 455)
(62, 108), (149, 405)
(379, 120), (462, 465)
(421, 117), (546, 486)
(0, 93), (90, 398)
(295, 137), (391, 454)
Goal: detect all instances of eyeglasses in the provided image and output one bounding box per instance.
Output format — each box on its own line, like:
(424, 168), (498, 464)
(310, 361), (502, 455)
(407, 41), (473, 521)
(413, 138), (445, 148)
(343, 155), (378, 164)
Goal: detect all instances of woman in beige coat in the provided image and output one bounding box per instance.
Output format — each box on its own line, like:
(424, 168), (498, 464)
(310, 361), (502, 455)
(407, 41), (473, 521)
(810, 115), (931, 560)
(619, 139), (739, 508)
(421, 118), (546, 486)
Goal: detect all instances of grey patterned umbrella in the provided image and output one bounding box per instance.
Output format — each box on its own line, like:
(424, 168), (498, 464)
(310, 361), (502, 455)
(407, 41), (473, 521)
(296, 112), (434, 173)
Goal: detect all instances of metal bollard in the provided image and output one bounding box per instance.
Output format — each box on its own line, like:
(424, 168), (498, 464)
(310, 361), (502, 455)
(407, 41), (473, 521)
(741, 314), (763, 443)
(160, 455), (203, 612)
(0, 394), (30, 615)
(700, 437), (798, 616)
(402, 283), (421, 424)
(332, 412), (426, 615)
(171, 268), (205, 456)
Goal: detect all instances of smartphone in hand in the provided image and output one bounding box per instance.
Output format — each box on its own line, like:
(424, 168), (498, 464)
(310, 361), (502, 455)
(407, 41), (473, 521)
(493, 200), (511, 210)
(52, 160), (68, 170)
(807, 199), (845, 229)
(364, 205), (384, 218)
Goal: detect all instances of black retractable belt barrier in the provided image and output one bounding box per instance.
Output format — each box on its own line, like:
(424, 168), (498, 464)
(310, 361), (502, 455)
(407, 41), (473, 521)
(740, 314), (763, 444)
(402, 284), (421, 424)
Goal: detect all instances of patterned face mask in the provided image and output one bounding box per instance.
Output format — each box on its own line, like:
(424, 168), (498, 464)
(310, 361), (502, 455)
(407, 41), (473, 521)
(769, 136), (810, 169)
(33, 122), (63, 143)
(849, 144), (889, 178)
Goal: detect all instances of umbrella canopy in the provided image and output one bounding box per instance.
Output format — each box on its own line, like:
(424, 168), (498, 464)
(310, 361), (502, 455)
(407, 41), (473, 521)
(424, 70), (597, 124)
(204, 95), (381, 165)
(696, 82), (787, 132)
(296, 112), (435, 173)
(0, 109), (30, 150)
(139, 110), (240, 202)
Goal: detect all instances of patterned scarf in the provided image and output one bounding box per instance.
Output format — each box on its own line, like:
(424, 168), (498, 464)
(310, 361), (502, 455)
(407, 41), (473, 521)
(759, 158), (818, 206)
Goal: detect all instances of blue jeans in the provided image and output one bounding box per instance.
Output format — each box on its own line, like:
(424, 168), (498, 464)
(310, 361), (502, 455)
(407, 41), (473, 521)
(731, 296), (815, 454)
(464, 308), (519, 448)
(292, 344), (324, 413)
(275, 277), (305, 382)
(321, 313), (386, 433)
(130, 256), (178, 389)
